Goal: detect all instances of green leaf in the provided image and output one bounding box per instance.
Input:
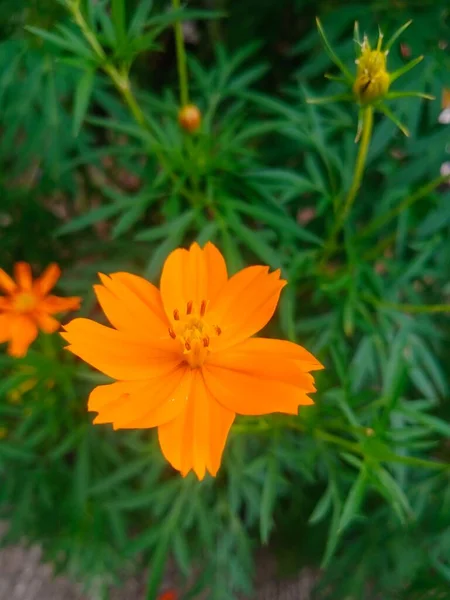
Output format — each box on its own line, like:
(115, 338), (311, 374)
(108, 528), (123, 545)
(54, 201), (128, 236)
(372, 465), (413, 523)
(25, 26), (74, 52)
(309, 483), (333, 525)
(112, 193), (153, 239)
(227, 213), (281, 268)
(129, 0), (154, 38)
(260, 454), (277, 544)
(143, 485), (190, 596)
(89, 457), (150, 497)
(144, 211), (196, 279)
(229, 199), (323, 246)
(338, 467), (367, 533)
(321, 484), (342, 567)
(73, 432), (90, 510)
(73, 69), (95, 136)
(402, 407), (450, 438)
(112, 0), (127, 45)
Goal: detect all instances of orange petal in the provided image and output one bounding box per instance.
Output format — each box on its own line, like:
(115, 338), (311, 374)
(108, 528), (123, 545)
(0, 269), (16, 294)
(160, 242), (228, 322)
(8, 315), (38, 357)
(62, 318), (181, 380)
(112, 272), (167, 322)
(40, 295), (81, 314)
(35, 312), (60, 333)
(14, 262), (33, 291)
(0, 313), (11, 343)
(203, 363), (314, 416)
(109, 367), (191, 429)
(98, 273), (168, 337)
(88, 380), (144, 412)
(208, 266), (286, 351)
(212, 337), (324, 373)
(203, 242), (228, 302)
(158, 371), (234, 480)
(33, 263), (61, 296)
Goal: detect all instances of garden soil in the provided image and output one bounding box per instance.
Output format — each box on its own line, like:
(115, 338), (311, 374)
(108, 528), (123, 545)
(0, 544), (318, 600)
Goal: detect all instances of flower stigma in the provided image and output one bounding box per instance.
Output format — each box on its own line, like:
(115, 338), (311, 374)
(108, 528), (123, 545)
(168, 300), (221, 368)
(12, 292), (37, 313)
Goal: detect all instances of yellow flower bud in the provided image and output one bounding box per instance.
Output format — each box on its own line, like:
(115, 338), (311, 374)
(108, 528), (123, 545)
(353, 39), (390, 104)
(178, 104), (202, 133)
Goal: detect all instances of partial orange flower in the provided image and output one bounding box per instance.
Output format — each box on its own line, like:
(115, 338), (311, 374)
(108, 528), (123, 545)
(158, 591), (178, 600)
(62, 243), (323, 480)
(0, 263), (81, 357)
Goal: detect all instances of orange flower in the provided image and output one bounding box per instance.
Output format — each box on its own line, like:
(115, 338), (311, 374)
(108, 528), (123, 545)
(0, 262), (81, 357)
(158, 591), (177, 600)
(62, 243), (323, 480)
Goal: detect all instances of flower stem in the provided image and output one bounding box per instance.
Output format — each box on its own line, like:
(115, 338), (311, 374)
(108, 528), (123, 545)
(70, 2), (148, 130)
(67, 1), (203, 207)
(321, 105), (374, 265)
(372, 300), (450, 314)
(172, 0), (190, 106)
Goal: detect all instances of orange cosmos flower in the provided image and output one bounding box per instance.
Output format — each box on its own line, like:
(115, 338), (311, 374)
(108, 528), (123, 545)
(158, 591), (178, 600)
(62, 243), (323, 480)
(0, 262), (81, 357)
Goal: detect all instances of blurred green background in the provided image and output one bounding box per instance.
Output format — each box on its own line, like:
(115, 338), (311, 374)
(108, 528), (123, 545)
(0, 1), (449, 599)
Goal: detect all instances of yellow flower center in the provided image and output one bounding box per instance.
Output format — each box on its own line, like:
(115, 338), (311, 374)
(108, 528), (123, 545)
(168, 300), (222, 368)
(354, 45), (390, 103)
(13, 292), (37, 312)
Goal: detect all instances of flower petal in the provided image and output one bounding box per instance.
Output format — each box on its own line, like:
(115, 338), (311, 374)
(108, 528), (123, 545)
(40, 295), (81, 314)
(35, 312), (61, 333)
(98, 273), (168, 337)
(160, 242), (228, 322)
(0, 269), (16, 294)
(33, 264), (60, 296)
(62, 318), (181, 380)
(211, 337), (324, 374)
(209, 266), (286, 351)
(158, 371), (234, 479)
(14, 263), (33, 291)
(0, 313), (11, 343)
(90, 366), (190, 429)
(8, 315), (38, 357)
(112, 272), (168, 322)
(89, 380), (144, 412)
(203, 362), (314, 416)
(203, 242), (228, 303)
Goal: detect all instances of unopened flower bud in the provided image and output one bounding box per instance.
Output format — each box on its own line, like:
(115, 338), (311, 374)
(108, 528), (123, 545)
(178, 104), (201, 133)
(353, 38), (390, 104)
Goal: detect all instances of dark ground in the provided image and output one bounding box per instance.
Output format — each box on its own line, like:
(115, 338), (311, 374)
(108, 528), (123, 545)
(0, 544), (318, 600)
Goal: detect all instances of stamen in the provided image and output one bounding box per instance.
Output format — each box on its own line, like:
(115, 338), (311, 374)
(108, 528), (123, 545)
(168, 327), (176, 339)
(200, 300), (207, 316)
(203, 336), (210, 348)
(185, 340), (191, 351)
(215, 325), (222, 336)
(173, 309), (180, 321)
(186, 300), (193, 315)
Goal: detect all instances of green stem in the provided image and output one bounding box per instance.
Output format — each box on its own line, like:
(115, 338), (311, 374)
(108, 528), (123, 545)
(374, 300), (450, 314)
(321, 106), (374, 265)
(67, 2), (203, 207)
(172, 0), (190, 106)
(315, 429), (362, 454)
(71, 1), (106, 61)
(70, 3), (147, 129)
